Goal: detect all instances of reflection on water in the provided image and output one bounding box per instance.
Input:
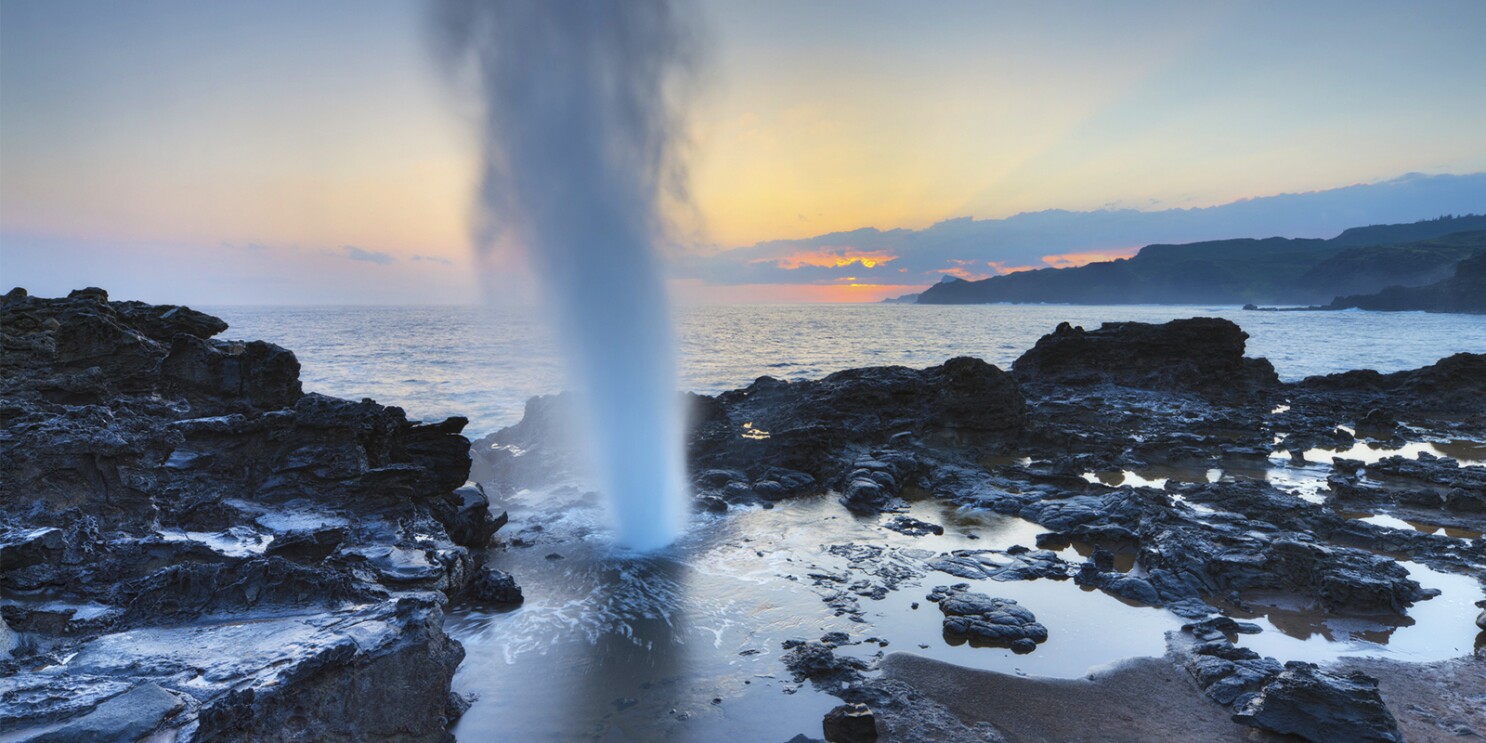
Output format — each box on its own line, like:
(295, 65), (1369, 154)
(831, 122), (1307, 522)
(1073, 433), (1485, 513)
(1339, 511), (1484, 540)
(1283, 438), (1485, 467)
(448, 488), (1484, 741)
(1228, 562), (1485, 663)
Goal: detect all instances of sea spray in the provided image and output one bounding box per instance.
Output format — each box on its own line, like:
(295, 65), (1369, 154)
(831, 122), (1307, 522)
(431, 0), (695, 550)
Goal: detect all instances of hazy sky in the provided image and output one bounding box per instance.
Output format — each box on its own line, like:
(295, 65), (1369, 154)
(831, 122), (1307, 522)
(3, 0), (1485, 303)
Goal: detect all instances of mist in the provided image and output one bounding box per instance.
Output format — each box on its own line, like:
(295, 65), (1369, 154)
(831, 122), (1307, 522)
(430, 0), (697, 551)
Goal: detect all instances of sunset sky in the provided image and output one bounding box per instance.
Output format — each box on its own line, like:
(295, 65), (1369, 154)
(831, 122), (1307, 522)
(3, 0), (1485, 303)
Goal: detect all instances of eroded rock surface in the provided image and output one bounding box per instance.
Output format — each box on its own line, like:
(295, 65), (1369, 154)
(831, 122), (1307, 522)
(1, 289), (507, 741)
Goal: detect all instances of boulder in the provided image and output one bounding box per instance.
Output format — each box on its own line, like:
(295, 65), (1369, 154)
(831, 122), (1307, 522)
(927, 584), (1048, 650)
(1232, 662), (1403, 743)
(1012, 318), (1278, 399)
(822, 702), (878, 743)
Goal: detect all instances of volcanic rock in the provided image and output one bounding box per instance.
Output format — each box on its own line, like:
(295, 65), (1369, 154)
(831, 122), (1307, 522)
(1232, 662), (1403, 743)
(926, 585), (1048, 650)
(822, 702), (879, 743)
(1011, 318), (1279, 399)
(0, 289), (501, 740)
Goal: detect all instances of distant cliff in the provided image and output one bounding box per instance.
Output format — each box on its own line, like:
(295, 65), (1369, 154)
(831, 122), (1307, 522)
(1324, 250), (1486, 314)
(916, 215), (1486, 306)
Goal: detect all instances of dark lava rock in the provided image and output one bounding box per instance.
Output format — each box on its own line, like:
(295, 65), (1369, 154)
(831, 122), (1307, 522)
(882, 515), (944, 536)
(1184, 640), (1284, 707)
(782, 641), (871, 688)
(690, 357), (1024, 489)
(469, 566), (524, 605)
(1181, 615), (1262, 642)
(822, 702), (878, 743)
(1298, 351), (1486, 421)
(0, 289), (501, 740)
(1011, 318), (1278, 399)
(1232, 661), (1403, 743)
(927, 584), (1048, 648)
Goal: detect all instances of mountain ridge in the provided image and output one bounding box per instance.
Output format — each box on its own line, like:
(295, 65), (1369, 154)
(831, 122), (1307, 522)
(915, 215), (1486, 306)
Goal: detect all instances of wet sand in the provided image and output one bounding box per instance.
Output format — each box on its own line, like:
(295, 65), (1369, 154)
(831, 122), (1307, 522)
(1338, 655), (1486, 741)
(879, 652), (1287, 742)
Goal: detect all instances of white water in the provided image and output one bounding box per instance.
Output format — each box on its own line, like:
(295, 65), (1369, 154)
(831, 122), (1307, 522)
(430, 0), (697, 550)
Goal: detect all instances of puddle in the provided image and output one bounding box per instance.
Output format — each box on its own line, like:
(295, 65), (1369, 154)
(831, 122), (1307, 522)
(1340, 511), (1484, 540)
(1228, 561), (1485, 663)
(1082, 467), (1222, 490)
(1282, 439), (1486, 467)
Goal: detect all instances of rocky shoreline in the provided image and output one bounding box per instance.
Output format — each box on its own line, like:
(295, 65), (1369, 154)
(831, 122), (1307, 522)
(4, 289), (1484, 742)
(1, 288), (513, 741)
(481, 315), (1485, 741)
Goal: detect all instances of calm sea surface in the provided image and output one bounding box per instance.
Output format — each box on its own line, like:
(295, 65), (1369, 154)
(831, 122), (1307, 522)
(208, 304), (1486, 438)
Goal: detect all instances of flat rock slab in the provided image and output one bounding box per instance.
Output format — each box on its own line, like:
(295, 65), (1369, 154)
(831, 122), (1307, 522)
(0, 600), (460, 741)
(881, 652), (1286, 743)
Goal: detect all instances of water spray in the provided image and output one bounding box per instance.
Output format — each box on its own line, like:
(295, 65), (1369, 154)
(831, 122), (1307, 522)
(432, 0), (695, 550)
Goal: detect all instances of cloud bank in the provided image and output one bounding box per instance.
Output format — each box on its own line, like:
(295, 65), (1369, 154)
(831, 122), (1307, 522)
(677, 172), (1486, 292)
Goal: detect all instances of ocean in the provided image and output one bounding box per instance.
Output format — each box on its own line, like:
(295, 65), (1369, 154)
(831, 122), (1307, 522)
(209, 303), (1486, 438)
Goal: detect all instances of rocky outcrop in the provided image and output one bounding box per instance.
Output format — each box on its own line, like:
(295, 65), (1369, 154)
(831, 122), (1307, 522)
(1011, 318), (1278, 399)
(0, 289), (504, 741)
(927, 585), (1047, 652)
(1231, 662), (1403, 742)
(914, 218), (1486, 307)
(1297, 351), (1486, 424)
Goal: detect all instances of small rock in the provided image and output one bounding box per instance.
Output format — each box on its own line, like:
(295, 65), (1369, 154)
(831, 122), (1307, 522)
(468, 567), (523, 605)
(822, 702), (877, 743)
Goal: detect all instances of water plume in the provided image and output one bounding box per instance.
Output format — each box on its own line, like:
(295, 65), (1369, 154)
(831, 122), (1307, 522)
(431, 0), (695, 551)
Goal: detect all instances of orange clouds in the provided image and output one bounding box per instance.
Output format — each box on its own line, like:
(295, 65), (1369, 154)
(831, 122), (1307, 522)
(760, 248), (898, 270)
(935, 266), (993, 281)
(1040, 247), (1140, 269)
(986, 261), (1038, 275)
(671, 279), (925, 304)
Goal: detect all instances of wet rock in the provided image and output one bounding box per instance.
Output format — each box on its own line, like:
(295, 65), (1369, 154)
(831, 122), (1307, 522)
(929, 549), (1069, 583)
(0, 290), (497, 739)
(689, 357), (1024, 491)
(1355, 408), (1398, 435)
(469, 566), (523, 605)
(262, 526), (346, 563)
(1074, 564), (1161, 606)
(1232, 661), (1404, 743)
(1476, 600), (1486, 631)
(1297, 352), (1486, 421)
(782, 641), (871, 688)
(1165, 597), (1221, 619)
(822, 702), (878, 743)
(1, 599), (464, 742)
(927, 585), (1048, 649)
(881, 515), (944, 536)
(23, 682), (186, 743)
(1181, 615), (1263, 642)
(841, 476), (889, 514)
(1184, 640), (1283, 706)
